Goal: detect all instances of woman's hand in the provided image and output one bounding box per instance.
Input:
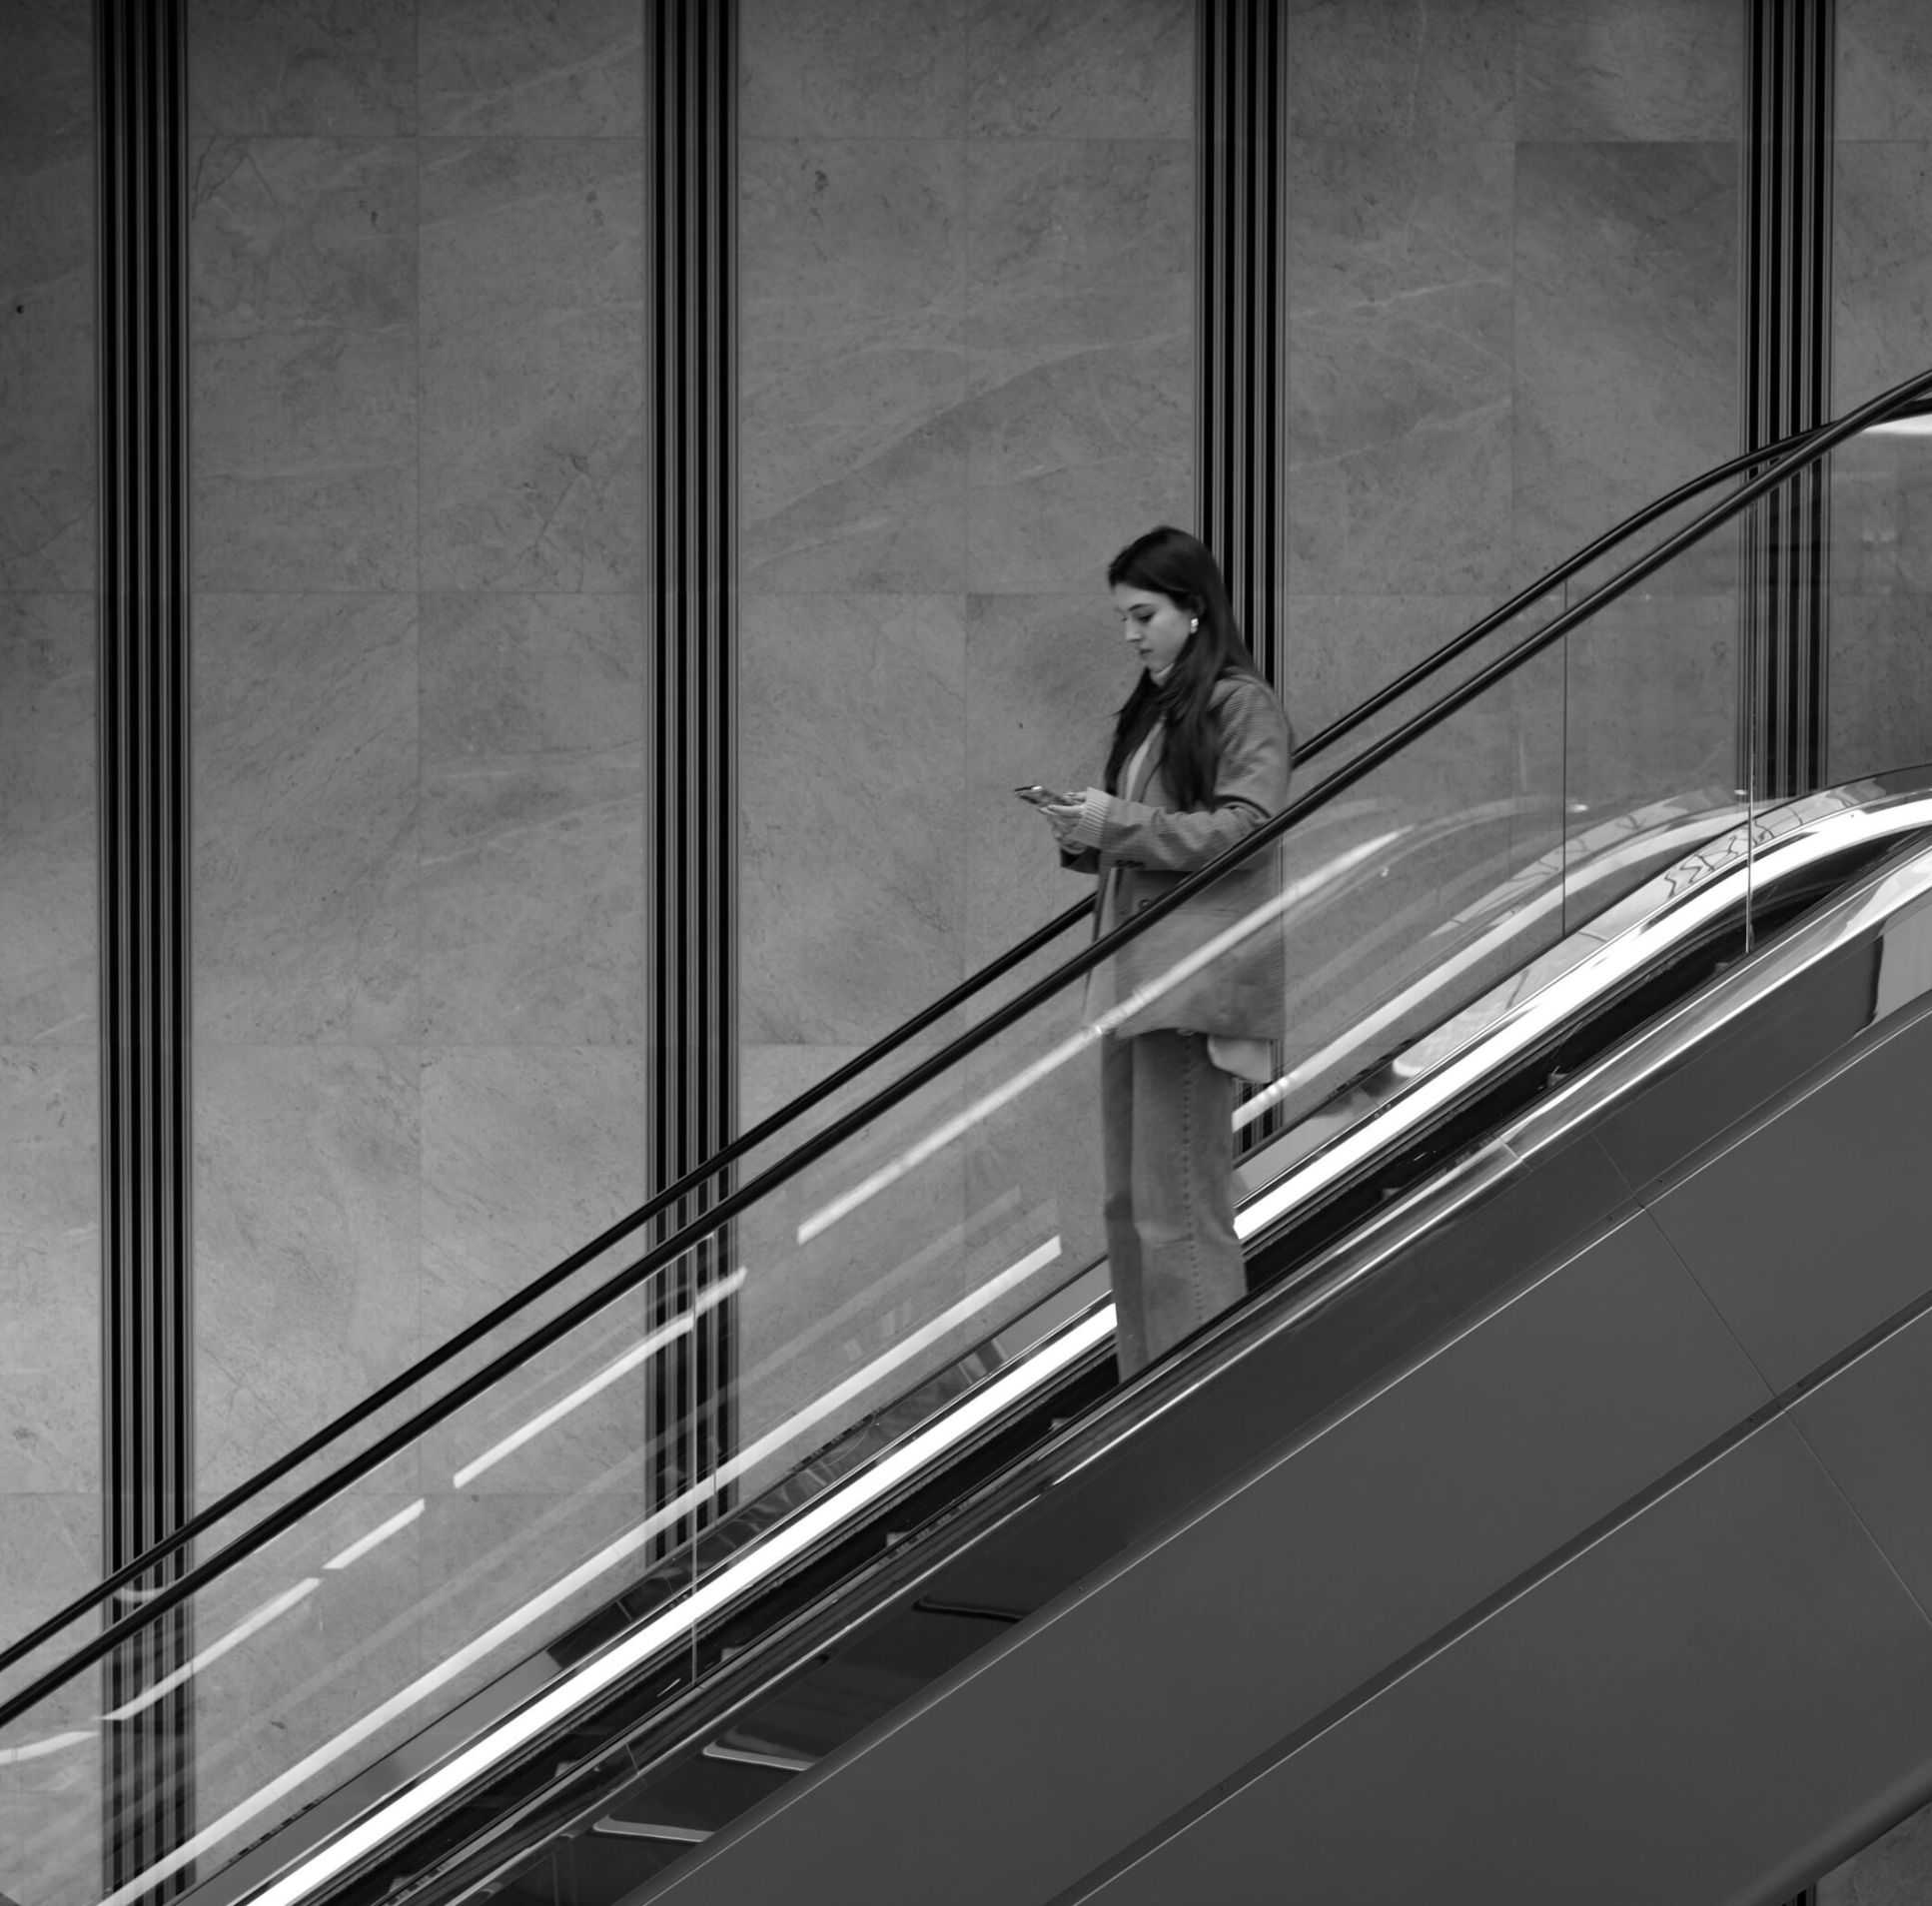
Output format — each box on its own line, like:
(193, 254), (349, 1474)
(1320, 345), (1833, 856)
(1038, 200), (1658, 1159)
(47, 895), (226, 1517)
(1042, 789), (1095, 846)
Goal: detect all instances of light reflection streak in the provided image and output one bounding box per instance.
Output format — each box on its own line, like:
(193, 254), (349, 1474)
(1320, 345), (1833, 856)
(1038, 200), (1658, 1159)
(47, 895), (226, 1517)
(99, 1579), (322, 1723)
(326, 1500), (427, 1571)
(453, 1269), (747, 1488)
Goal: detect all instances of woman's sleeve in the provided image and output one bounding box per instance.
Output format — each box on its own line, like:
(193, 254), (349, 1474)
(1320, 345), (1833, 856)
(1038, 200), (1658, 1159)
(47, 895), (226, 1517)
(1091, 681), (1291, 873)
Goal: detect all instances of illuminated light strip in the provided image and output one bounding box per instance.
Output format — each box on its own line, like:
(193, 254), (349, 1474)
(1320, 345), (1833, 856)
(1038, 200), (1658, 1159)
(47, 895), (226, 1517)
(181, 1306), (1118, 1906)
(1231, 811), (1737, 1132)
(452, 1270), (748, 1489)
(797, 835), (1403, 1244)
(100, 1579), (322, 1724)
(92, 1240), (1071, 1906)
(326, 1501), (427, 1572)
(0, 1729), (94, 1765)
(1235, 799), (1932, 1242)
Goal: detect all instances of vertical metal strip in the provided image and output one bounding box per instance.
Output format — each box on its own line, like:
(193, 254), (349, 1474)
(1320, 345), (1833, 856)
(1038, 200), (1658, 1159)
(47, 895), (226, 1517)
(95, 0), (195, 1896)
(644, 0), (738, 1557)
(1196, 0), (1285, 694)
(1741, 0), (1835, 800)
(1198, 0), (1287, 1149)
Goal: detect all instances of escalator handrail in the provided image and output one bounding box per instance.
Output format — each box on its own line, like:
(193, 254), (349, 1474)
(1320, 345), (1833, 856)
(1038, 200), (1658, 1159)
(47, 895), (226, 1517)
(5, 362), (1931, 1725)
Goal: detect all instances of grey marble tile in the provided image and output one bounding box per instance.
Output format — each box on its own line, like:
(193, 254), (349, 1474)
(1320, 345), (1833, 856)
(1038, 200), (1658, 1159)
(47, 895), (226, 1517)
(741, 0), (970, 138)
(1833, 142), (1932, 417)
(189, 0), (419, 135)
(0, 595), (93, 1046)
(195, 593), (419, 1043)
(419, 1044), (647, 1351)
(966, 0), (1192, 140)
(740, 137), (967, 593)
(0, 1492), (99, 1906)
(420, 647), (643, 1048)
(0, 1051), (97, 1495)
(964, 136), (1193, 591)
(1513, 141), (1738, 591)
(1289, 136), (1513, 596)
(420, 592), (643, 768)
(1838, 0), (1932, 142)
(191, 136), (417, 590)
(740, 1043), (867, 1136)
(420, 0), (642, 137)
(1288, 0), (1514, 142)
(966, 335), (1193, 592)
(1517, 0), (1740, 142)
(194, 1044), (422, 1496)
(421, 138), (644, 592)
(0, 1), (93, 135)
(1560, 592), (1739, 818)
(0, 138), (94, 589)
(1, 1785), (100, 1906)
(740, 592), (966, 1045)
(1284, 591), (1502, 742)
(419, 773), (644, 1045)
(961, 591), (1137, 972)
(965, 137), (1192, 387)
(1830, 591), (1932, 785)
(1828, 433), (1932, 596)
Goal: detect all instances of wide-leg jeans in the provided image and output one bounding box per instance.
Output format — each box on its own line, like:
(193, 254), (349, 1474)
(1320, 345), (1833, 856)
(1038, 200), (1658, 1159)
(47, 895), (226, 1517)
(1100, 1028), (1245, 1379)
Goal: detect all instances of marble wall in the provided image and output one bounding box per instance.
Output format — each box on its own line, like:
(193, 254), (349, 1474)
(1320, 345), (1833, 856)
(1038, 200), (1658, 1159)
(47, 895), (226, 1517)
(186, 0), (651, 1491)
(1830, 0), (1932, 784)
(184, 0), (653, 1831)
(1286, 0), (1742, 806)
(0, 1), (100, 1897)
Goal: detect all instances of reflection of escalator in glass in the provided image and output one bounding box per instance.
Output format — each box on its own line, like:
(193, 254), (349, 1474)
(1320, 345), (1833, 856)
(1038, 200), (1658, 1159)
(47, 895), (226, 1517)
(5, 369), (1932, 1906)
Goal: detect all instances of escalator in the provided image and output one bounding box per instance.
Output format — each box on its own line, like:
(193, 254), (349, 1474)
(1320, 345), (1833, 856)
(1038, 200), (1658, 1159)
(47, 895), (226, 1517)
(7, 372), (1932, 1906)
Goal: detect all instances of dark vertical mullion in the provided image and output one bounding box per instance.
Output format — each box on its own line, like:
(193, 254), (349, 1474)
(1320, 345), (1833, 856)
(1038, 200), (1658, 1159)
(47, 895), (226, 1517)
(644, 0), (737, 1555)
(96, 0), (196, 1895)
(1741, 0), (1834, 801)
(1199, 0), (1286, 1138)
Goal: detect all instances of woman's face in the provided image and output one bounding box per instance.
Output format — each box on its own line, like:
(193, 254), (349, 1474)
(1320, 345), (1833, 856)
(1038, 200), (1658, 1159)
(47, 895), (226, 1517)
(1113, 584), (1194, 677)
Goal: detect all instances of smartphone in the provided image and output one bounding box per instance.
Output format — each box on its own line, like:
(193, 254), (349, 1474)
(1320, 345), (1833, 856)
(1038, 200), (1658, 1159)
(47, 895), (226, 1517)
(1014, 783), (1076, 808)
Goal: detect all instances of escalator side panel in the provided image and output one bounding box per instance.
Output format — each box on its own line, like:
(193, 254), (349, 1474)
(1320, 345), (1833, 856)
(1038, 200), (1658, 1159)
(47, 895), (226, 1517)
(642, 1196), (1775, 1906)
(1792, 1302), (1932, 1627)
(1077, 1419), (1932, 1906)
(1644, 1006), (1932, 1393)
(905, 1131), (1643, 1634)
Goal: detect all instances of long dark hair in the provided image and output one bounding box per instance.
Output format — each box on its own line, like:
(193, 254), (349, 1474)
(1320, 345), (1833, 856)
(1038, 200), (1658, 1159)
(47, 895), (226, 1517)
(1103, 525), (1266, 811)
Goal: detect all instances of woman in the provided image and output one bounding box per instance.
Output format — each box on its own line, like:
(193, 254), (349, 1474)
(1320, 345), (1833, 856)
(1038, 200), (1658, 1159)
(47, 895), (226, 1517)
(1037, 526), (1293, 1378)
